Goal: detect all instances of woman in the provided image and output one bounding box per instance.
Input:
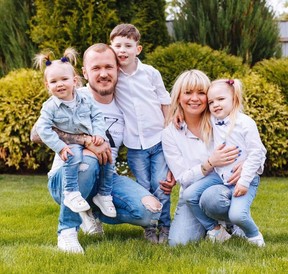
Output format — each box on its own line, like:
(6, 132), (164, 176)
(162, 70), (241, 246)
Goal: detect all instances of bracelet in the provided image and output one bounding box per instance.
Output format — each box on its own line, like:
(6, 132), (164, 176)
(201, 164), (208, 174)
(207, 158), (213, 167)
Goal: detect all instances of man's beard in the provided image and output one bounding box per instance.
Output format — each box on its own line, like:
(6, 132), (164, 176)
(96, 88), (114, 96)
(89, 83), (115, 97)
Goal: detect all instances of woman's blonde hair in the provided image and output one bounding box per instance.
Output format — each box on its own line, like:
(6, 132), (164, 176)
(207, 78), (243, 134)
(33, 47), (83, 88)
(166, 69), (212, 144)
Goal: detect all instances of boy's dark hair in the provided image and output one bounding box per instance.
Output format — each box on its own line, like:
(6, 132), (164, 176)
(110, 23), (141, 43)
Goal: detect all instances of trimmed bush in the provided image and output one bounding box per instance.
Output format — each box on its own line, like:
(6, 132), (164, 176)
(242, 73), (288, 176)
(0, 69), (51, 172)
(144, 42), (249, 91)
(253, 58), (288, 104)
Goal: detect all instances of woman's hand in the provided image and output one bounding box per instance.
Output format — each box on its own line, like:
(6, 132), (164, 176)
(209, 143), (241, 168)
(227, 161), (243, 185)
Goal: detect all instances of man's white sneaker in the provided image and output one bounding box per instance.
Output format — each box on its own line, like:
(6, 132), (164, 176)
(247, 232), (265, 247)
(57, 228), (84, 254)
(63, 191), (90, 213)
(206, 225), (231, 243)
(92, 194), (116, 218)
(79, 209), (104, 236)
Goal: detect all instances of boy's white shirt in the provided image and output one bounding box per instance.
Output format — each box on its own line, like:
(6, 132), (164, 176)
(212, 112), (266, 188)
(115, 58), (171, 149)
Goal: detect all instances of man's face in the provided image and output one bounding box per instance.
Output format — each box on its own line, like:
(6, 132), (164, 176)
(82, 49), (118, 98)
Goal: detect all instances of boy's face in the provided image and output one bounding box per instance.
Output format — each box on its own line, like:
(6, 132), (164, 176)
(110, 36), (142, 68)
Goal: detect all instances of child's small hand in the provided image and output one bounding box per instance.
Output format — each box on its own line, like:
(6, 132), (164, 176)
(59, 146), (74, 161)
(91, 135), (105, 146)
(233, 183), (248, 197)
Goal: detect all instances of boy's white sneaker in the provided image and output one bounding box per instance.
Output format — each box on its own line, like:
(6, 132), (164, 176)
(206, 225), (231, 243)
(57, 228), (84, 254)
(247, 232), (265, 247)
(79, 209), (104, 236)
(92, 194), (116, 218)
(63, 191), (90, 213)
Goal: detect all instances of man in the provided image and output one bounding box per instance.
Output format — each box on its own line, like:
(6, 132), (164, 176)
(31, 43), (174, 253)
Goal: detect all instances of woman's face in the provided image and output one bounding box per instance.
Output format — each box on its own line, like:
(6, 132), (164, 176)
(178, 88), (207, 117)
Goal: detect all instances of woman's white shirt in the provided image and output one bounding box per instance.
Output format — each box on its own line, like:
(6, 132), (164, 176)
(162, 122), (213, 189)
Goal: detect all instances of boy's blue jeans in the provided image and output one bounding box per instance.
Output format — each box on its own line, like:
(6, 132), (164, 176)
(127, 142), (170, 228)
(48, 155), (161, 234)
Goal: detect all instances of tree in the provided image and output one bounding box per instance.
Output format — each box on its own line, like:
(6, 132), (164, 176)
(0, 0), (36, 77)
(172, 0), (281, 65)
(30, 0), (170, 60)
(30, 0), (119, 58)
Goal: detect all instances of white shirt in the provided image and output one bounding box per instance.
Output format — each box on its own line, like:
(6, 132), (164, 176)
(115, 58), (171, 149)
(212, 112), (266, 188)
(162, 122), (213, 189)
(48, 88), (125, 177)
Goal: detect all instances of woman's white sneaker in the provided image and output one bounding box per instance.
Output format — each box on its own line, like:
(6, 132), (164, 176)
(247, 232), (265, 247)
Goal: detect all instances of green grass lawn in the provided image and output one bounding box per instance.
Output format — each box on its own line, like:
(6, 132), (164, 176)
(0, 175), (288, 274)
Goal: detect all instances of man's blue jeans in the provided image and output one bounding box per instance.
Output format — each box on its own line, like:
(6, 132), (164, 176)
(48, 155), (161, 234)
(127, 142), (170, 228)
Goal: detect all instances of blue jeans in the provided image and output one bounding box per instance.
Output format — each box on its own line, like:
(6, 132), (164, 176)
(200, 176), (260, 238)
(127, 142), (170, 228)
(183, 172), (223, 231)
(63, 144), (113, 196)
(48, 155), (161, 233)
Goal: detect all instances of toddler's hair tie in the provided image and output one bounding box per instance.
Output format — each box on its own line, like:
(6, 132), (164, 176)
(61, 56), (69, 63)
(226, 79), (234, 85)
(45, 57), (52, 66)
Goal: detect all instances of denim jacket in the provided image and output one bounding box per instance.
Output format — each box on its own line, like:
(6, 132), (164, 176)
(36, 89), (105, 153)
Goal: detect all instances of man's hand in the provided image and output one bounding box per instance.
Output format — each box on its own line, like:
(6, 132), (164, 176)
(160, 170), (176, 195)
(86, 141), (112, 165)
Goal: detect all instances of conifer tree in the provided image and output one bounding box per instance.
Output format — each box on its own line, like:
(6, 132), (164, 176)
(172, 0), (281, 65)
(0, 0), (35, 77)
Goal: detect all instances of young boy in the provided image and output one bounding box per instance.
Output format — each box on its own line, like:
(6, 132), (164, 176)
(110, 24), (171, 244)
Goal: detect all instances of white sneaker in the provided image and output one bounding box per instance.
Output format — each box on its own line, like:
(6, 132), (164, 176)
(231, 225), (247, 238)
(247, 232), (265, 247)
(79, 209), (104, 236)
(206, 225), (231, 243)
(63, 191), (90, 213)
(92, 194), (116, 218)
(57, 228), (84, 254)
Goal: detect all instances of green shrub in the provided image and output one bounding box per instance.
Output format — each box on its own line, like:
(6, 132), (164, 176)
(253, 58), (288, 104)
(144, 42), (249, 91)
(0, 69), (52, 171)
(242, 72), (288, 176)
